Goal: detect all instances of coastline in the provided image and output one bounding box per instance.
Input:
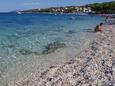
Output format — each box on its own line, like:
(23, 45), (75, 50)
(0, 14), (103, 86)
(9, 24), (115, 86)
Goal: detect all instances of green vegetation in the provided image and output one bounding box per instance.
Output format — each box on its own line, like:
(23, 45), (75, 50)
(21, 1), (115, 14)
(21, 6), (80, 13)
(89, 1), (115, 14)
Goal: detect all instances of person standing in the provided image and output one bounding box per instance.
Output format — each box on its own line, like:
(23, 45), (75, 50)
(105, 16), (110, 24)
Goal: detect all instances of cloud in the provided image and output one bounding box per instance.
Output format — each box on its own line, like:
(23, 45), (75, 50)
(23, 2), (40, 6)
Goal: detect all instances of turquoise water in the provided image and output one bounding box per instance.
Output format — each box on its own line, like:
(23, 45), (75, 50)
(0, 13), (104, 85)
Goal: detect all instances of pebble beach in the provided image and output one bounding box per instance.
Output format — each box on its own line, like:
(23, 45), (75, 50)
(9, 25), (115, 86)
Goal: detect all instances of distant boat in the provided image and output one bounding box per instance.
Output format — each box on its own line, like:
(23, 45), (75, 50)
(70, 16), (76, 20)
(54, 14), (57, 15)
(17, 11), (22, 14)
(79, 13), (88, 16)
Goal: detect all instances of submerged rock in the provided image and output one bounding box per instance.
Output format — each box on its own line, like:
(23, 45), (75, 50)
(42, 41), (66, 54)
(19, 41), (66, 55)
(66, 30), (77, 34)
(19, 49), (41, 55)
(19, 49), (33, 55)
(33, 51), (41, 55)
(7, 45), (15, 48)
(2, 44), (15, 48)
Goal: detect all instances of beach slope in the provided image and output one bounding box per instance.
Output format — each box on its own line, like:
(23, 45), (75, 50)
(12, 25), (115, 86)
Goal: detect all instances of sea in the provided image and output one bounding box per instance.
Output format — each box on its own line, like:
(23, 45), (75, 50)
(0, 13), (104, 85)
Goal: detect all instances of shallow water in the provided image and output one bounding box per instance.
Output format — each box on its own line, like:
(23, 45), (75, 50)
(0, 13), (104, 85)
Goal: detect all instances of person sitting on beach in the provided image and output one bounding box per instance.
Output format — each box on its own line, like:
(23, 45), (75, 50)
(94, 23), (103, 32)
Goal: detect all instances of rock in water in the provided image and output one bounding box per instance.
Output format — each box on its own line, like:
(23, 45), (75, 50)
(19, 49), (32, 55)
(42, 41), (66, 54)
(66, 30), (77, 34)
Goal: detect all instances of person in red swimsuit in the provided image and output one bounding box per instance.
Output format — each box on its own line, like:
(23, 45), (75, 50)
(94, 23), (103, 32)
(98, 23), (103, 32)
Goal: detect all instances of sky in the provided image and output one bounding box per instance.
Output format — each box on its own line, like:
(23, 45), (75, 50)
(0, 0), (114, 12)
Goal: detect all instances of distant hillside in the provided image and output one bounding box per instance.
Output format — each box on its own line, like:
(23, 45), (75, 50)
(87, 1), (115, 14)
(21, 6), (91, 14)
(20, 1), (115, 14)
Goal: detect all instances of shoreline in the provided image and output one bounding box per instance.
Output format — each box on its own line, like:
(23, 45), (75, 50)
(8, 24), (115, 86)
(0, 14), (103, 86)
(6, 36), (95, 86)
